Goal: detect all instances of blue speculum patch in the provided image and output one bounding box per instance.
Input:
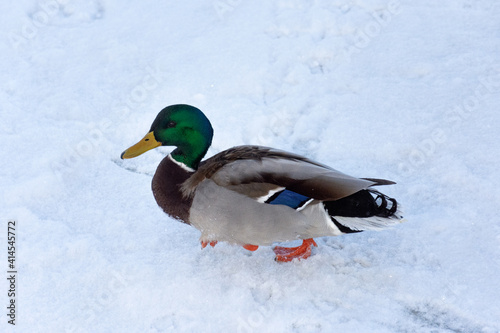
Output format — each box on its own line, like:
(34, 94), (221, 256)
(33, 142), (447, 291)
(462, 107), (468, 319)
(266, 189), (310, 209)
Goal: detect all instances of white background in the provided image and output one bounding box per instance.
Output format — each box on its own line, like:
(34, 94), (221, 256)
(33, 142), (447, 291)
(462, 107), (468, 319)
(1, 0), (499, 332)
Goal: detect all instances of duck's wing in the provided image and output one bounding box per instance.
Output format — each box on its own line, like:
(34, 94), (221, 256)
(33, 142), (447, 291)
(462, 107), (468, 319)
(181, 145), (394, 201)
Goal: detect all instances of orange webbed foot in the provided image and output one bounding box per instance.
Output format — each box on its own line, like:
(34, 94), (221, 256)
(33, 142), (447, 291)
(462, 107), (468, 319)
(273, 238), (317, 262)
(201, 240), (218, 249)
(243, 244), (259, 251)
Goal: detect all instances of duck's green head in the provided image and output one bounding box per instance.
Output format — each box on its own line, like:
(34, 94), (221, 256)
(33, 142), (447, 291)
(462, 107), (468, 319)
(121, 104), (213, 169)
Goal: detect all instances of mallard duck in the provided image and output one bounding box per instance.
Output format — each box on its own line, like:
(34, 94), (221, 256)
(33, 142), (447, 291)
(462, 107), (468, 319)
(121, 104), (403, 262)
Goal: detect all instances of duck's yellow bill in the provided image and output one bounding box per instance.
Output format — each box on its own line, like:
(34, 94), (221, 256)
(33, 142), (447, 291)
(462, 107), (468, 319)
(121, 131), (161, 159)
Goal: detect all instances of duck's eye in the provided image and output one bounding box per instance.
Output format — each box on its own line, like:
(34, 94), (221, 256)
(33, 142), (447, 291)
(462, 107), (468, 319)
(167, 121), (176, 128)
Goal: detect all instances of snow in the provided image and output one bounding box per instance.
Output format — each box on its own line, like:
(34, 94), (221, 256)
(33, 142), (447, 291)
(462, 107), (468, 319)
(2, 0), (500, 332)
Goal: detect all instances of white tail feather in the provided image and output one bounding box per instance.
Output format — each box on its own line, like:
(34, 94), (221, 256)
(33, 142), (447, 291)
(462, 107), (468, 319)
(333, 209), (404, 231)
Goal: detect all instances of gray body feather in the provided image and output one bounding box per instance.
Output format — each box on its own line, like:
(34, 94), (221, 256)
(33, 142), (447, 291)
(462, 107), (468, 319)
(182, 146), (402, 245)
(190, 180), (340, 245)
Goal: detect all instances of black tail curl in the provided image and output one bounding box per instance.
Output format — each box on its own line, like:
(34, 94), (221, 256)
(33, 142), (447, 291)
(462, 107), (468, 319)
(324, 189), (398, 218)
(323, 189), (399, 233)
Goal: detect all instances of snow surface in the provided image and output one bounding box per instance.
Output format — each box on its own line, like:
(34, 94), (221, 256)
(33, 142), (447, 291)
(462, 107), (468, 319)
(2, 0), (500, 332)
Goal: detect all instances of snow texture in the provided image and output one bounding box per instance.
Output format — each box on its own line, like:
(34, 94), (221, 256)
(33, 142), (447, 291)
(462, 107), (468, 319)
(1, 0), (500, 332)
